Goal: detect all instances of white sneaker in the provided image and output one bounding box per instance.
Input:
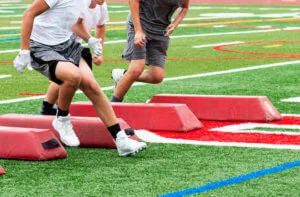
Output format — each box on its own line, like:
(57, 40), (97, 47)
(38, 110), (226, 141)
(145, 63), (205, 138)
(52, 115), (80, 147)
(111, 69), (126, 86)
(115, 130), (147, 156)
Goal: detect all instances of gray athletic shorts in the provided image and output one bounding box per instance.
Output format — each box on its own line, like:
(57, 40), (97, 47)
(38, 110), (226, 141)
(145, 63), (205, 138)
(122, 21), (169, 69)
(30, 34), (92, 85)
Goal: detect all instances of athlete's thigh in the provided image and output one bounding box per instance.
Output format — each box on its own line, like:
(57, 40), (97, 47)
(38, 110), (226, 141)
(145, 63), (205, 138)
(78, 58), (98, 88)
(55, 61), (80, 83)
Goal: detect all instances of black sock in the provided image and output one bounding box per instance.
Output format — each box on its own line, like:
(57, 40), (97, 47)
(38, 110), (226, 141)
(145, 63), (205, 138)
(110, 96), (123, 102)
(107, 124), (121, 139)
(43, 101), (54, 109)
(57, 108), (69, 117)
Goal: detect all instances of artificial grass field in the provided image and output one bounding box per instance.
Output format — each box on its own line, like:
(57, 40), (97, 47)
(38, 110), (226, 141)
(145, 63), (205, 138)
(1, 1), (300, 196)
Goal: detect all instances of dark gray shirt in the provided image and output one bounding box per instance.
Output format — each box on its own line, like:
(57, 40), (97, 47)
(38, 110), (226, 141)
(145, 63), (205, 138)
(128, 0), (185, 40)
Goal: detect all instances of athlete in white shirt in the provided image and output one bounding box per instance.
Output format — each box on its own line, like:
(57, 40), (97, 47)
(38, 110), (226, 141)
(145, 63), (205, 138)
(13, 0), (147, 156)
(40, 0), (109, 116)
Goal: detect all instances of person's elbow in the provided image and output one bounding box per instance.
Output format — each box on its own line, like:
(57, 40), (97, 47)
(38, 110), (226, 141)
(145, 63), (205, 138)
(22, 9), (36, 21)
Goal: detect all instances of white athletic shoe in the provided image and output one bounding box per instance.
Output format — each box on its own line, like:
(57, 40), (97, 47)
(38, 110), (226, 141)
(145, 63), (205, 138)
(111, 68), (126, 86)
(115, 130), (147, 156)
(52, 115), (80, 147)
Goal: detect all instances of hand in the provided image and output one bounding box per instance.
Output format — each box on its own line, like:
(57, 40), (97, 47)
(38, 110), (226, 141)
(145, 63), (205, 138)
(92, 55), (103, 66)
(95, 0), (105, 5)
(134, 31), (146, 47)
(165, 24), (176, 36)
(13, 50), (31, 73)
(88, 37), (102, 57)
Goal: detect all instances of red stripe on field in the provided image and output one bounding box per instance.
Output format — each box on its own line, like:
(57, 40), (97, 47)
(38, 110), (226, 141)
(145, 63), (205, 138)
(0, 62), (12, 65)
(151, 116), (300, 145)
(18, 92), (45, 96)
(214, 40), (300, 58)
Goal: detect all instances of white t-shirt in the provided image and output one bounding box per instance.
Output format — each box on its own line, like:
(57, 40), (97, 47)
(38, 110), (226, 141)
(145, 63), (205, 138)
(81, 2), (109, 32)
(30, 0), (86, 45)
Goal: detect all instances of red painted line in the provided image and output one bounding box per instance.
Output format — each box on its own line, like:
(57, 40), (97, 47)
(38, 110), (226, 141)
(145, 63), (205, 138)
(152, 116), (300, 145)
(0, 62), (12, 65)
(18, 92), (45, 97)
(214, 40), (300, 57)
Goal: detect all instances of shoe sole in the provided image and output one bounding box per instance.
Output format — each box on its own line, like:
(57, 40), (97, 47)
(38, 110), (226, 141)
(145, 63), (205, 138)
(119, 145), (147, 157)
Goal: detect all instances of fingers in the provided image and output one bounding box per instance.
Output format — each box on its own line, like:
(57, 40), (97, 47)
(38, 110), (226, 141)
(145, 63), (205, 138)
(165, 24), (175, 36)
(92, 55), (103, 66)
(134, 32), (146, 47)
(134, 37), (145, 47)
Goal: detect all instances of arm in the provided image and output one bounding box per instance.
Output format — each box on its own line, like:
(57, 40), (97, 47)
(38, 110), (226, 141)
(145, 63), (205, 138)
(95, 24), (105, 46)
(72, 18), (103, 58)
(72, 18), (92, 43)
(92, 24), (105, 66)
(14, 0), (49, 73)
(21, 0), (50, 50)
(129, 0), (145, 47)
(165, 0), (190, 36)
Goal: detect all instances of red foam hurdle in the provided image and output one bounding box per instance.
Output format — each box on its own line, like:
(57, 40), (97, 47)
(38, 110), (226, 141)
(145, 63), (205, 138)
(0, 166), (5, 175)
(149, 94), (282, 122)
(0, 114), (131, 148)
(0, 126), (67, 160)
(70, 102), (203, 132)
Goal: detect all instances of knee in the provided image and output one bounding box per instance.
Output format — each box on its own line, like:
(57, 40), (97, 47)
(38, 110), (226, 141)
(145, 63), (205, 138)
(152, 74), (164, 84)
(127, 68), (144, 80)
(81, 79), (101, 95)
(64, 72), (81, 89)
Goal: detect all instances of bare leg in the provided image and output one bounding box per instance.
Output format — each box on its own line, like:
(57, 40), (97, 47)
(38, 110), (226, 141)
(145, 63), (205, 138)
(40, 82), (60, 115)
(44, 82), (59, 104)
(55, 61), (81, 111)
(137, 65), (164, 84)
(113, 59), (145, 100)
(51, 61), (81, 147)
(78, 58), (118, 127)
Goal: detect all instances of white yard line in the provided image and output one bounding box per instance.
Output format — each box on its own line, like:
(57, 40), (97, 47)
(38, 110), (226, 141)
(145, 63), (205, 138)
(0, 27), (19, 30)
(0, 49), (19, 54)
(210, 123), (300, 136)
(282, 114), (300, 117)
(0, 14), (22, 18)
(108, 10), (130, 13)
(10, 21), (21, 24)
(2, 17), (217, 25)
(0, 29), (281, 54)
(135, 129), (300, 150)
(0, 74), (11, 79)
(193, 41), (244, 49)
(1, 60), (300, 104)
(169, 29), (280, 39)
(0, 6), (29, 9)
(0, 1), (22, 3)
(283, 27), (300, 30)
(281, 97), (300, 102)
(106, 5), (127, 8)
(0, 10), (13, 13)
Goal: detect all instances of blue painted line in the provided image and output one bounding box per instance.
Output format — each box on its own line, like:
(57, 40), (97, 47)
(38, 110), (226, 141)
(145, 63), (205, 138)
(0, 37), (20, 42)
(0, 32), (17, 35)
(158, 160), (300, 197)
